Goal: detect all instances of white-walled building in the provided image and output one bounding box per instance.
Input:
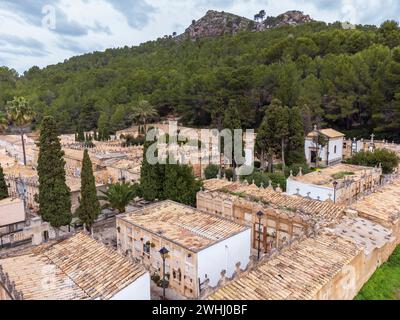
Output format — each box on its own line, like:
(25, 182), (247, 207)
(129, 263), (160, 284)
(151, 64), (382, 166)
(0, 198), (25, 236)
(305, 127), (345, 167)
(286, 163), (382, 204)
(0, 233), (150, 300)
(116, 200), (251, 298)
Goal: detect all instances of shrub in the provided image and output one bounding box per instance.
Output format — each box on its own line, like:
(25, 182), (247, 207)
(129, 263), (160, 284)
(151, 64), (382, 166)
(331, 171), (355, 180)
(223, 168), (234, 181)
(204, 164), (219, 180)
(346, 149), (399, 174)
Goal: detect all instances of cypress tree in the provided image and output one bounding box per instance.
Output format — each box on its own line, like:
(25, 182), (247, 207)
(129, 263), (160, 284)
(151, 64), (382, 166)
(77, 149), (100, 231)
(287, 106), (306, 165)
(77, 126), (85, 142)
(36, 116), (71, 234)
(140, 140), (165, 201)
(0, 165), (9, 200)
(163, 162), (202, 206)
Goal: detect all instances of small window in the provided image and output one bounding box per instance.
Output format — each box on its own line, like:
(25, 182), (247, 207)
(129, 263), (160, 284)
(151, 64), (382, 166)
(334, 145), (337, 154)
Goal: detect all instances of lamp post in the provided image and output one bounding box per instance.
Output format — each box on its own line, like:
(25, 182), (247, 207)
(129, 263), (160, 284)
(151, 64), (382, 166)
(256, 211), (264, 260)
(159, 247), (169, 300)
(333, 181), (338, 204)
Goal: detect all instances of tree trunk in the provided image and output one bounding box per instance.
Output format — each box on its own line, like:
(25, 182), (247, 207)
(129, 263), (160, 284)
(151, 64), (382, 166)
(55, 228), (60, 239)
(260, 150), (266, 170)
(281, 138), (285, 173)
(20, 128), (27, 166)
(268, 149), (273, 173)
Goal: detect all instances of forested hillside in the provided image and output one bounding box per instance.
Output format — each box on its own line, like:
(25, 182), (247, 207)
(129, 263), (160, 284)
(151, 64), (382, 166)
(1, 14), (400, 140)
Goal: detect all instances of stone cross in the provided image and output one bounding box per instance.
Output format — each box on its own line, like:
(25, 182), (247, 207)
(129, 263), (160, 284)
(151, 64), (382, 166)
(370, 133), (375, 144)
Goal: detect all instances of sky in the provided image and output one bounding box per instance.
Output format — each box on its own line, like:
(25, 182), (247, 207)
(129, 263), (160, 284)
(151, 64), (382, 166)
(0, 0), (400, 73)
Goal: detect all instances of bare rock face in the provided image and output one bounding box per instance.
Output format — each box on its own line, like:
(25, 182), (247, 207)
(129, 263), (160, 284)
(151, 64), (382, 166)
(261, 10), (313, 30)
(176, 10), (255, 41)
(176, 10), (313, 41)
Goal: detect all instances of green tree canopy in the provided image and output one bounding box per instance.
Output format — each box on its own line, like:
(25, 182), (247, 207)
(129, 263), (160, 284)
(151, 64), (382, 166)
(204, 164), (220, 180)
(99, 182), (140, 213)
(6, 96), (35, 165)
(346, 149), (399, 174)
(36, 116), (71, 232)
(0, 165), (9, 200)
(76, 149), (101, 230)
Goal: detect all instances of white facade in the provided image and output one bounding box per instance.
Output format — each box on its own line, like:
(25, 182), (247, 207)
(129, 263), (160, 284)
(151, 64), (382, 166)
(305, 128), (345, 167)
(286, 180), (334, 202)
(0, 198), (25, 228)
(305, 137), (343, 167)
(110, 272), (151, 300)
(197, 228), (251, 288)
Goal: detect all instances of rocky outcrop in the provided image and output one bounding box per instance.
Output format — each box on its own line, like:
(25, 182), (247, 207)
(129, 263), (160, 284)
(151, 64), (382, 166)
(176, 10), (255, 41)
(176, 10), (314, 41)
(260, 10), (313, 30)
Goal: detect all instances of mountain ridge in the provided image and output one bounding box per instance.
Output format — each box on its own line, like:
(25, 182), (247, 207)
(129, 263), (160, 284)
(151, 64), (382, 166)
(175, 10), (314, 41)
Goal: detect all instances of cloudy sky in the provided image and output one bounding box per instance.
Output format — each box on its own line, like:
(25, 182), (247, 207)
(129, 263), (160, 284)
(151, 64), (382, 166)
(1, 0), (399, 73)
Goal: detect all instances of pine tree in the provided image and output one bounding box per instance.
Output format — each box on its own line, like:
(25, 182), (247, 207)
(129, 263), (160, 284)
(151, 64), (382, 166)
(36, 116), (71, 235)
(259, 99), (284, 172)
(76, 149), (100, 231)
(222, 100), (242, 178)
(275, 104), (290, 171)
(0, 164), (9, 200)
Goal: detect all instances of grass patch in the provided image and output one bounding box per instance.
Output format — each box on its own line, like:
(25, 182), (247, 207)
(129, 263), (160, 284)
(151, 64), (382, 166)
(331, 171), (355, 180)
(355, 245), (400, 300)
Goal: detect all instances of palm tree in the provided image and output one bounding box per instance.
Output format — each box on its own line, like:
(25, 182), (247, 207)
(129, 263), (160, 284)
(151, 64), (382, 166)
(6, 97), (35, 166)
(98, 182), (139, 214)
(131, 100), (158, 134)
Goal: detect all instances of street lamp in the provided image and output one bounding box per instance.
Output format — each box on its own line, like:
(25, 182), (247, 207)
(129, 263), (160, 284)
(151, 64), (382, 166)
(159, 247), (169, 300)
(332, 181), (338, 204)
(256, 211), (264, 260)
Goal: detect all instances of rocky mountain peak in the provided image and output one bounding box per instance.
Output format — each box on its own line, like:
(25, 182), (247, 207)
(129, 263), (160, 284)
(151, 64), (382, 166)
(176, 10), (314, 41)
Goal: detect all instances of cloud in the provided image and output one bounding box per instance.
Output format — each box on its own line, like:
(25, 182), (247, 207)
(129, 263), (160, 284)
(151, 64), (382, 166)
(105, 0), (156, 29)
(0, 0), (111, 37)
(0, 0), (51, 25)
(194, 0), (237, 8)
(57, 37), (102, 55)
(0, 34), (45, 50)
(51, 8), (89, 36)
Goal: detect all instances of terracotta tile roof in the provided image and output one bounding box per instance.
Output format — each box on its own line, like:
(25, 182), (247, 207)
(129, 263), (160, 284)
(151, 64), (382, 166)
(289, 164), (377, 187)
(203, 179), (345, 225)
(352, 178), (400, 226)
(207, 233), (360, 300)
(306, 128), (345, 139)
(0, 233), (146, 300)
(119, 200), (250, 252)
